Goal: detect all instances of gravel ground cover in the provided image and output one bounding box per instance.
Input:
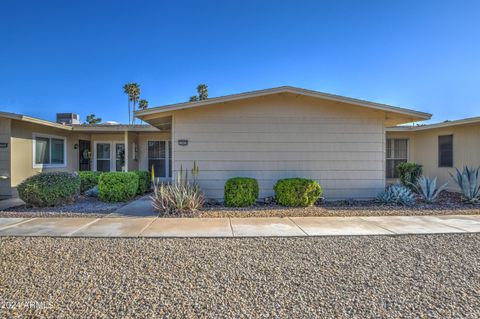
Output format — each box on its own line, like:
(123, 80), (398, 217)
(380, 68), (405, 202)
(199, 192), (480, 218)
(1, 234), (479, 318)
(2, 191), (479, 218)
(0, 196), (126, 218)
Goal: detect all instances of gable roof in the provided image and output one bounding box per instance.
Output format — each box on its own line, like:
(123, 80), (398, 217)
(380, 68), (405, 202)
(0, 111), (159, 132)
(135, 86), (432, 121)
(387, 116), (480, 132)
(0, 111), (72, 130)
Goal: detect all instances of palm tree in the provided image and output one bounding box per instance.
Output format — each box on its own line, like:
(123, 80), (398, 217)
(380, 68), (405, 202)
(123, 83), (133, 124)
(189, 95), (199, 102)
(123, 83), (141, 125)
(197, 83), (208, 100)
(85, 114), (102, 124)
(130, 83), (141, 124)
(139, 99), (148, 110)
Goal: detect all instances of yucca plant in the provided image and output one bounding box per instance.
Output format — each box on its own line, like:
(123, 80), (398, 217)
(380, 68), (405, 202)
(377, 183), (416, 206)
(415, 176), (448, 203)
(151, 182), (205, 215)
(450, 166), (480, 203)
(151, 162), (204, 215)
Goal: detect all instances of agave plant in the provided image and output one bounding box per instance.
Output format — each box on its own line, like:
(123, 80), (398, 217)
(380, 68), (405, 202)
(415, 176), (448, 203)
(450, 166), (480, 203)
(377, 183), (416, 206)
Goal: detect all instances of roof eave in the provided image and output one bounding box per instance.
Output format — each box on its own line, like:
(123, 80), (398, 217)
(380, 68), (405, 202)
(135, 86), (431, 121)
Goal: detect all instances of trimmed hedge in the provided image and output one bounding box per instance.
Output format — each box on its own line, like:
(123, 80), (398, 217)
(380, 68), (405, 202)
(397, 162), (423, 190)
(132, 171), (151, 195)
(17, 172), (80, 207)
(98, 172), (139, 202)
(78, 171), (102, 193)
(224, 177), (259, 207)
(274, 178), (322, 207)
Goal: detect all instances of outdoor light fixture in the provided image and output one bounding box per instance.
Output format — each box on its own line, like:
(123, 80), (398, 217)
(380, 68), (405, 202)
(178, 139), (188, 146)
(74, 143), (78, 149)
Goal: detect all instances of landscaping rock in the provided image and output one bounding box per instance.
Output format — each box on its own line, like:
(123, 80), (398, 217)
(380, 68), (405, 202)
(1, 234), (479, 317)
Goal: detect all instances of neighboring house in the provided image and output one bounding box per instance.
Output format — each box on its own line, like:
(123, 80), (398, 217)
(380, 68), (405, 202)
(0, 86), (477, 200)
(0, 112), (171, 199)
(386, 117), (480, 190)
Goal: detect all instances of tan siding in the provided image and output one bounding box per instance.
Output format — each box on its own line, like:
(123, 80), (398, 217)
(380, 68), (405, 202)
(0, 118), (11, 198)
(173, 94), (386, 200)
(9, 120), (80, 187)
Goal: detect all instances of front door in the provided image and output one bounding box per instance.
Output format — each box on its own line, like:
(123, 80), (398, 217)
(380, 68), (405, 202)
(94, 142), (126, 172)
(79, 140), (91, 171)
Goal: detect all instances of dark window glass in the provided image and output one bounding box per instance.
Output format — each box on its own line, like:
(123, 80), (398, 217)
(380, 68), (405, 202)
(51, 138), (65, 164)
(386, 138), (408, 178)
(438, 135), (453, 167)
(96, 143), (110, 172)
(116, 143), (125, 172)
(148, 141), (166, 178)
(35, 137), (50, 164)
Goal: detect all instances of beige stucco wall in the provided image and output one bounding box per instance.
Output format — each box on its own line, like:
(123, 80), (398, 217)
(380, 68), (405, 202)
(172, 94), (387, 200)
(387, 123), (480, 191)
(0, 118), (12, 198)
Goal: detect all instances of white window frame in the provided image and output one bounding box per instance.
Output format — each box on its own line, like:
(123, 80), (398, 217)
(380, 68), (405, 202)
(93, 141), (126, 172)
(386, 138), (409, 179)
(147, 140), (171, 180)
(32, 133), (67, 168)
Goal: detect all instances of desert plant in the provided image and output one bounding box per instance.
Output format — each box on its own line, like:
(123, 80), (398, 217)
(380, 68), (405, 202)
(98, 172), (139, 202)
(151, 182), (205, 215)
(415, 176), (448, 203)
(224, 177), (259, 207)
(132, 171), (151, 195)
(78, 171), (102, 194)
(17, 172), (80, 207)
(176, 161), (200, 187)
(450, 166), (480, 203)
(397, 162), (423, 190)
(151, 162), (204, 214)
(274, 178), (322, 207)
(377, 183), (416, 206)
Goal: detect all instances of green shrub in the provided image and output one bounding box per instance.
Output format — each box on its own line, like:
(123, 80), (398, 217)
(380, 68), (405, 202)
(274, 178), (322, 207)
(98, 172), (139, 202)
(78, 171), (102, 193)
(397, 162), (423, 190)
(224, 177), (259, 207)
(133, 171), (151, 195)
(17, 172), (80, 207)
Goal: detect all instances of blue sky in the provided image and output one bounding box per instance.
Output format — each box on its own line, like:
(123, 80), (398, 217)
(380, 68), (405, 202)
(1, 0), (479, 124)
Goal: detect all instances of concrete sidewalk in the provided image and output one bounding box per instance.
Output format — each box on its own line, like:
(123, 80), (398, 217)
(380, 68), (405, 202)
(0, 215), (479, 237)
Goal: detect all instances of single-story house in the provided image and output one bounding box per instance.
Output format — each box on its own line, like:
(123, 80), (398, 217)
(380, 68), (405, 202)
(1, 86), (478, 200)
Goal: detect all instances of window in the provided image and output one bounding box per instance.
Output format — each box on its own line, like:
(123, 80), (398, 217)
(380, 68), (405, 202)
(96, 143), (111, 172)
(438, 135), (453, 167)
(148, 141), (171, 178)
(33, 134), (66, 167)
(386, 138), (408, 178)
(115, 143), (125, 172)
